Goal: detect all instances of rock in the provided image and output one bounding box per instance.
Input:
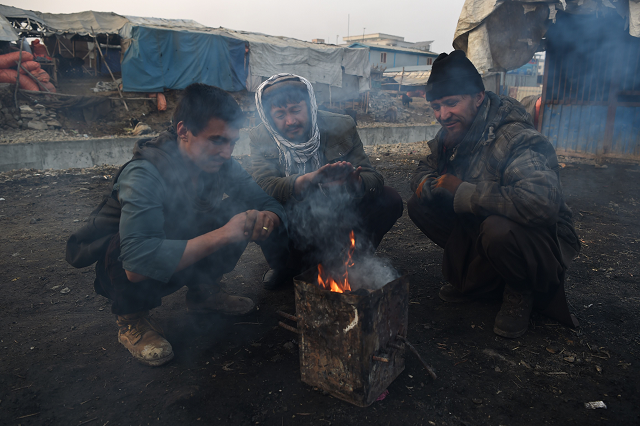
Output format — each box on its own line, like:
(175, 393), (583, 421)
(27, 120), (49, 130)
(29, 218), (37, 224)
(60, 287), (71, 294)
(19, 105), (34, 113)
(46, 119), (62, 128)
(34, 104), (45, 109)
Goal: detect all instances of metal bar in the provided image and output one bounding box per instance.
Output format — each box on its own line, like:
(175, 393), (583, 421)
(396, 335), (437, 380)
(276, 310), (299, 322)
(278, 321), (300, 334)
(538, 49), (551, 132)
(90, 28), (128, 112)
(14, 37), (23, 108)
(603, 47), (622, 155)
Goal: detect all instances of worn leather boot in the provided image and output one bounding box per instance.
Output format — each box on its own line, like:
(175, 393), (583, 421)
(494, 286), (534, 338)
(186, 288), (255, 316)
(117, 311), (174, 367)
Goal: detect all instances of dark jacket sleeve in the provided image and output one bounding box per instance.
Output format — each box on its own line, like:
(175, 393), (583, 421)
(223, 158), (288, 229)
(249, 124), (301, 204)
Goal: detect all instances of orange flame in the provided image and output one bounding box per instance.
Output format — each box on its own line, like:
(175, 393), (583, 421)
(317, 231), (356, 293)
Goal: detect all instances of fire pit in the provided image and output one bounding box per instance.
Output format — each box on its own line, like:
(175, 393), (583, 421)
(279, 267), (410, 407)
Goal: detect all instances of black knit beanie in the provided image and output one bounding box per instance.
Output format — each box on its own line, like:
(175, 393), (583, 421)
(425, 50), (485, 101)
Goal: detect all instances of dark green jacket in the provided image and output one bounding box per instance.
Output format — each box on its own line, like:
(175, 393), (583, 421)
(249, 110), (383, 204)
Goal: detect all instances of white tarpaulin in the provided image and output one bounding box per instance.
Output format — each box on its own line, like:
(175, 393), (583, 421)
(213, 27), (370, 91)
(454, 0), (640, 73)
(36, 10), (129, 36)
(0, 14), (17, 41)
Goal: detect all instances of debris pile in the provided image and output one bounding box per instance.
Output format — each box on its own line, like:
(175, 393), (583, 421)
(0, 83), (20, 129)
(366, 90), (436, 124)
(19, 104), (61, 131)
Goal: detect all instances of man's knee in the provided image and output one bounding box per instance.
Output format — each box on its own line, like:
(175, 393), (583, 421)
(478, 216), (520, 257)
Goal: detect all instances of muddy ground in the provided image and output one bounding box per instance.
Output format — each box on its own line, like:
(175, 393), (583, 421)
(0, 143), (639, 426)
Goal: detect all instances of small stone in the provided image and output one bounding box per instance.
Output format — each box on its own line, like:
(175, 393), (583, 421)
(564, 356), (575, 363)
(34, 104), (45, 109)
(546, 346), (559, 354)
(50, 285), (60, 290)
(19, 105), (33, 113)
(46, 119), (61, 128)
(27, 120), (49, 130)
(494, 366), (501, 372)
(472, 398), (483, 404)
(29, 218), (36, 224)
(60, 287), (71, 294)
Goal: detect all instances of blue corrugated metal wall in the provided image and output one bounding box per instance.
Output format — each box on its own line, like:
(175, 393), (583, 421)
(542, 105), (640, 156)
(541, 105), (607, 154)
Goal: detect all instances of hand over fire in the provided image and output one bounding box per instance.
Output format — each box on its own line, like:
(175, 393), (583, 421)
(225, 210), (280, 242)
(416, 174), (462, 205)
(305, 161), (363, 194)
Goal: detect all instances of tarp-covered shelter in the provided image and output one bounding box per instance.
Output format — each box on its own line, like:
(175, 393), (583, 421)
(0, 13), (17, 41)
(455, 0), (640, 159)
(0, 5), (371, 100)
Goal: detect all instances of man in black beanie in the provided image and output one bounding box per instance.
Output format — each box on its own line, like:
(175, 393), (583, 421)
(408, 50), (580, 338)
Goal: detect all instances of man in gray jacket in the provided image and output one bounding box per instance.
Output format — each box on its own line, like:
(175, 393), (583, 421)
(408, 51), (580, 338)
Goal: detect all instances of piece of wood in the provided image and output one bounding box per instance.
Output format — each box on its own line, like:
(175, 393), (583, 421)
(16, 62), (51, 93)
(14, 37), (24, 108)
(90, 28), (128, 112)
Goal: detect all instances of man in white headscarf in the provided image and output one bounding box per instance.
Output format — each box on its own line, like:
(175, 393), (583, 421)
(250, 74), (403, 289)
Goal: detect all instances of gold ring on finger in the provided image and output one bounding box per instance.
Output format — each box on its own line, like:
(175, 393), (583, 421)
(263, 226), (269, 231)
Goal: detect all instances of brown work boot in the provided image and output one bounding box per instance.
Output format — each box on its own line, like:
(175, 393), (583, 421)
(438, 283), (473, 303)
(117, 311), (174, 367)
(494, 286), (534, 339)
(186, 288), (255, 316)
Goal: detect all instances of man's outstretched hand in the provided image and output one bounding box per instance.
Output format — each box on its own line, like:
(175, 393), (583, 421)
(224, 210), (281, 242)
(432, 174), (462, 195)
(294, 161), (364, 195)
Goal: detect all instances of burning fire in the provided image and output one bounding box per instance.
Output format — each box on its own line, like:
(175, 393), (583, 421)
(317, 231), (356, 293)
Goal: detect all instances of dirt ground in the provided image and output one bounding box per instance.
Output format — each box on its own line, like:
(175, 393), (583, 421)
(0, 142), (639, 426)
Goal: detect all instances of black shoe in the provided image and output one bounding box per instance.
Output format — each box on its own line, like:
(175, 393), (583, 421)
(494, 286), (534, 338)
(262, 268), (298, 290)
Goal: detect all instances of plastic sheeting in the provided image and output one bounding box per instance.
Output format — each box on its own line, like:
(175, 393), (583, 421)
(454, 0), (640, 73)
(121, 26), (247, 93)
(36, 11), (128, 36)
(0, 14), (17, 41)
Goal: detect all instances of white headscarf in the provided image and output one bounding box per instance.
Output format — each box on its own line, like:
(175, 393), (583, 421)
(255, 73), (321, 176)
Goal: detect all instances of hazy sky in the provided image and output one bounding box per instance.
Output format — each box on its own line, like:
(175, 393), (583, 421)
(3, 0), (466, 52)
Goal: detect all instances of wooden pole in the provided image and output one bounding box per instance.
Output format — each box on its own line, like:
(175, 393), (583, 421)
(397, 67), (405, 96)
(90, 28), (128, 111)
(16, 62), (51, 93)
(14, 38), (24, 108)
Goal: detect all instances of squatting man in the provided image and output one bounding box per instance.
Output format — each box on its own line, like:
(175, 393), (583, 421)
(408, 50), (580, 338)
(249, 73), (403, 288)
(66, 84), (287, 366)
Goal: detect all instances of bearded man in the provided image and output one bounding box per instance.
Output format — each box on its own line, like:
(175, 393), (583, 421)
(249, 74), (403, 288)
(408, 51), (580, 338)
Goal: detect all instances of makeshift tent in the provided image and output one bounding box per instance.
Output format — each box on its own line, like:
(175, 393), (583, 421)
(120, 26), (247, 92)
(0, 6), (372, 97)
(0, 14), (17, 41)
(454, 0), (640, 73)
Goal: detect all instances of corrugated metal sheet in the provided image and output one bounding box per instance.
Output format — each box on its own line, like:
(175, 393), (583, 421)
(541, 105), (607, 154)
(612, 107), (640, 156)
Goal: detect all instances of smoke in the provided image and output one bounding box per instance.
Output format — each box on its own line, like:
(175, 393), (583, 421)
(286, 183), (399, 290)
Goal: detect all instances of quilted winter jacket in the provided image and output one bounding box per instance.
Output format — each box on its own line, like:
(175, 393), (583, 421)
(249, 110), (384, 204)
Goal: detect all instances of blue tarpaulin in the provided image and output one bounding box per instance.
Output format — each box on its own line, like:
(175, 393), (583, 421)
(121, 25), (247, 92)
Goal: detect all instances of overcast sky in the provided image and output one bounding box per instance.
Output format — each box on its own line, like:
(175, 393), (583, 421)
(3, 0), (466, 52)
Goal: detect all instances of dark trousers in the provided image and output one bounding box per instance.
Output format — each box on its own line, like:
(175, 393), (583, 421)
(261, 186), (404, 272)
(94, 200), (288, 315)
(407, 194), (578, 326)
